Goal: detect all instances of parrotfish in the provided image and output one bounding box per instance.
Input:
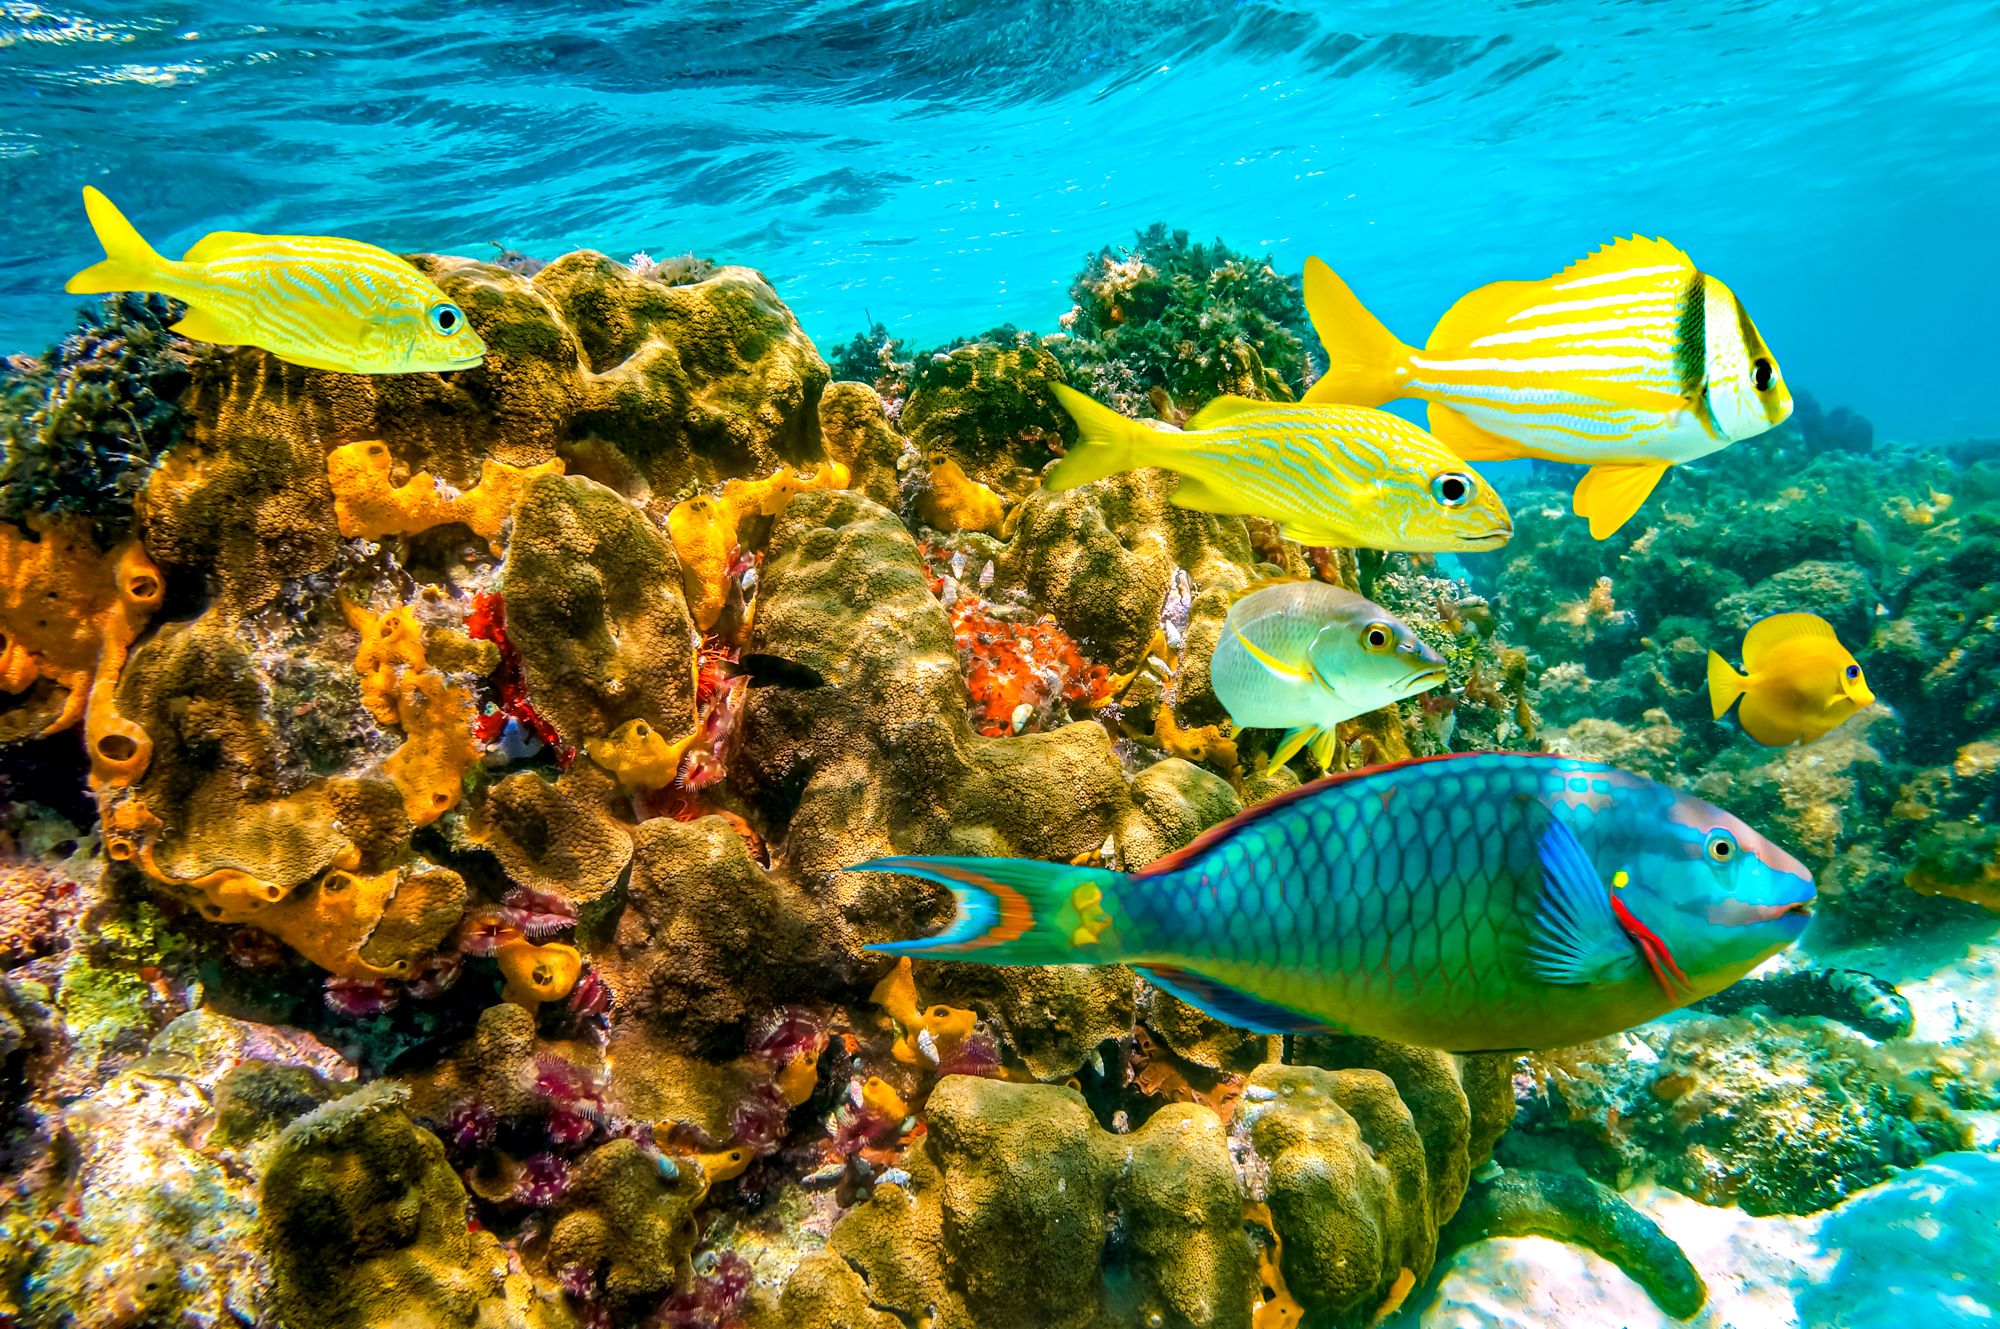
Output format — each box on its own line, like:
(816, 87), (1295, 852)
(1301, 238), (1792, 539)
(65, 186), (486, 375)
(1708, 612), (1874, 747)
(1046, 384), (1513, 554)
(1211, 581), (1446, 770)
(855, 753), (1814, 1052)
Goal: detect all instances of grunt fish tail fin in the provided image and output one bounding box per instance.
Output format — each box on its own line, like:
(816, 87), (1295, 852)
(853, 855), (1133, 965)
(1046, 384), (1150, 491)
(65, 186), (173, 295)
(1301, 256), (1414, 407)
(1706, 650), (1749, 721)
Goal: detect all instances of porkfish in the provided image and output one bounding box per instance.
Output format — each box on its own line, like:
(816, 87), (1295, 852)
(1302, 238), (1792, 539)
(1708, 612), (1874, 747)
(64, 186), (486, 375)
(853, 753), (1814, 1052)
(1045, 385), (1512, 554)
(1211, 580), (1446, 770)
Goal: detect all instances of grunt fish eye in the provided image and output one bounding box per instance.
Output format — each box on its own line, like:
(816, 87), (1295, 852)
(1431, 472), (1473, 507)
(1361, 622), (1392, 652)
(1704, 830), (1738, 864)
(1752, 357), (1774, 392)
(429, 302), (465, 335)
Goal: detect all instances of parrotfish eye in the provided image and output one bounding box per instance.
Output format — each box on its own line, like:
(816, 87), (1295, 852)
(428, 302), (465, 335)
(1360, 622), (1393, 653)
(1430, 472), (1474, 508)
(1752, 357), (1775, 392)
(1704, 829), (1739, 864)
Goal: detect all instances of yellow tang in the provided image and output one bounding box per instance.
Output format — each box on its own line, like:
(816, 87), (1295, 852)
(1301, 237), (1792, 539)
(1708, 612), (1874, 747)
(1046, 385), (1512, 554)
(64, 186), (486, 375)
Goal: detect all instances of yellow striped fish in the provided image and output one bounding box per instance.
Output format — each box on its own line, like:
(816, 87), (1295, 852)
(64, 186), (486, 375)
(1047, 384), (1512, 553)
(1301, 237), (1792, 539)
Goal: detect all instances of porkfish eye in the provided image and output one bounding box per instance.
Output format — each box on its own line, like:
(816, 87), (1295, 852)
(428, 301), (467, 335)
(1430, 472), (1474, 508)
(1752, 357), (1775, 393)
(1704, 829), (1739, 864)
(1360, 621), (1394, 653)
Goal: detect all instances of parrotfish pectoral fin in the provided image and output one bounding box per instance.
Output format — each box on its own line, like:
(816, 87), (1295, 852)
(1134, 964), (1333, 1034)
(1271, 726), (1318, 767)
(1571, 462), (1668, 540)
(1427, 403), (1524, 461)
(1301, 256), (1413, 407)
(65, 186), (168, 296)
(1524, 811), (1641, 987)
(852, 855), (1129, 965)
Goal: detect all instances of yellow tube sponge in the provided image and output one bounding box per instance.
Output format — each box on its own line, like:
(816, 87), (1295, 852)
(871, 956), (978, 1067)
(381, 670), (479, 826)
(583, 718), (696, 792)
(666, 495), (736, 632)
(720, 460), (850, 519)
(342, 598), (426, 727)
(0, 517), (161, 789)
(326, 439), (564, 550)
(497, 936), (583, 1009)
(917, 452), (1007, 535)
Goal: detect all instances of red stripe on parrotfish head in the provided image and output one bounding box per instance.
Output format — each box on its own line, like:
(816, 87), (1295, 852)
(1609, 893), (1692, 998)
(1135, 750), (1586, 879)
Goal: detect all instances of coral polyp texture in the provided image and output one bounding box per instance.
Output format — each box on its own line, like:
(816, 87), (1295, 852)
(1, 232), (1996, 1329)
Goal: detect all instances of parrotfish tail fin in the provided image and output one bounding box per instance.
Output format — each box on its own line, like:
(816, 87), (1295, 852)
(852, 855), (1132, 965)
(1571, 461), (1667, 540)
(1301, 256), (1413, 406)
(65, 186), (168, 295)
(1046, 383), (1145, 491)
(1706, 651), (1748, 721)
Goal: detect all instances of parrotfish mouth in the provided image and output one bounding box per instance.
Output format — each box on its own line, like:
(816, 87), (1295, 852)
(1707, 898), (1815, 926)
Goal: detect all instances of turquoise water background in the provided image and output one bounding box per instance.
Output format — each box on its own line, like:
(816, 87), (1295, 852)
(2, 0), (1995, 441)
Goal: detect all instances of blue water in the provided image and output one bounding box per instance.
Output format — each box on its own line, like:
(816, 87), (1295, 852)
(3, 1), (1996, 441)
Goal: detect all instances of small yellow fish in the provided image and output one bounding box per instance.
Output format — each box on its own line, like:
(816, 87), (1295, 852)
(64, 187), (485, 375)
(1708, 612), (1874, 747)
(1302, 238), (1791, 539)
(1047, 385), (1512, 554)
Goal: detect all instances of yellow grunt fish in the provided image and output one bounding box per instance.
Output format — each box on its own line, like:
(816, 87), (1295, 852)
(1301, 238), (1792, 539)
(64, 186), (486, 375)
(1708, 612), (1873, 747)
(1047, 385), (1512, 553)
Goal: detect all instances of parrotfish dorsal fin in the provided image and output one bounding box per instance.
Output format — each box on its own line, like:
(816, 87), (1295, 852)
(1134, 964), (1332, 1034)
(182, 231), (266, 264)
(1185, 394), (1271, 430)
(1550, 235), (1695, 285)
(1740, 612), (1840, 672)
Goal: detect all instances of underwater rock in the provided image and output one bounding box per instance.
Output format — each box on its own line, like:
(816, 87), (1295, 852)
(819, 380), (906, 510)
(261, 1083), (570, 1329)
(546, 1138), (701, 1312)
(899, 339), (1074, 495)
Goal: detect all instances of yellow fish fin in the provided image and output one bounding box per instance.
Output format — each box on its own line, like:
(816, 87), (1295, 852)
(1734, 694), (1801, 747)
(1229, 623), (1312, 683)
(181, 230), (265, 263)
(1706, 650), (1748, 720)
(65, 186), (169, 295)
(1571, 462), (1667, 539)
(168, 306), (242, 346)
(1165, 471), (1233, 512)
(1185, 395), (1269, 430)
(1550, 235), (1695, 284)
(1308, 727), (1339, 772)
(1427, 403), (1524, 461)
(1301, 256), (1413, 407)
(1046, 383), (1147, 491)
(1739, 612), (1840, 672)
(1271, 726), (1318, 767)
(1424, 279), (1544, 353)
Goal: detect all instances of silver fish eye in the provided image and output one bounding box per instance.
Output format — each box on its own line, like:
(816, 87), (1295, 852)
(1431, 472), (1474, 507)
(1705, 829), (1738, 864)
(1360, 621), (1393, 653)
(429, 302), (465, 335)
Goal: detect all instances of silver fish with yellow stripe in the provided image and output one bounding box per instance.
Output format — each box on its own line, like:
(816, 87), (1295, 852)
(1211, 580), (1446, 770)
(64, 186), (485, 376)
(1301, 237), (1792, 539)
(1046, 384), (1513, 554)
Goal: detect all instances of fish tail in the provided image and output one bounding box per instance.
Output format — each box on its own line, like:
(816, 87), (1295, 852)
(1046, 384), (1150, 491)
(1301, 256), (1414, 406)
(1706, 650), (1748, 720)
(853, 854), (1133, 964)
(65, 187), (172, 295)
